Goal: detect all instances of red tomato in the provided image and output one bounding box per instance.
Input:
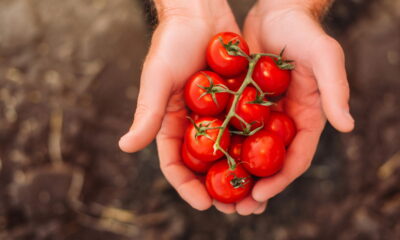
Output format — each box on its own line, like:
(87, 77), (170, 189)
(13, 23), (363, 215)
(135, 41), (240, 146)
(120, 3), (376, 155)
(181, 143), (213, 174)
(185, 117), (230, 162)
(228, 87), (271, 131)
(241, 130), (286, 177)
(184, 71), (230, 116)
(228, 135), (245, 160)
(206, 160), (253, 203)
(206, 32), (250, 77)
(252, 56), (291, 96)
(265, 112), (296, 146)
(225, 72), (246, 91)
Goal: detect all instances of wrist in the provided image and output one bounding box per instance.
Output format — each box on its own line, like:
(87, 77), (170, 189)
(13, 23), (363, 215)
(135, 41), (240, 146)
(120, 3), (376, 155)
(154, 0), (229, 22)
(257, 0), (333, 20)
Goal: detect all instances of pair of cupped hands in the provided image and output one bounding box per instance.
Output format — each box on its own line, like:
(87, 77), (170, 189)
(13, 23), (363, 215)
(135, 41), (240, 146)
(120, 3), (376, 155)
(119, 0), (354, 215)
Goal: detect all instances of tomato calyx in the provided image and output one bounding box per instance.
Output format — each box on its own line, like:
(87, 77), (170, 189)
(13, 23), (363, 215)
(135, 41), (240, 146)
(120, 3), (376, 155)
(229, 172), (250, 189)
(187, 117), (220, 141)
(247, 94), (275, 107)
(197, 72), (235, 107)
(218, 37), (250, 60)
(255, 47), (295, 70)
(274, 47), (295, 70)
(230, 124), (264, 137)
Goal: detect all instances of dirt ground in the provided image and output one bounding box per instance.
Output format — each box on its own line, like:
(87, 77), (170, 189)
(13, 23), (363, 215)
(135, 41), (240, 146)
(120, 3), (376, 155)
(0, 0), (399, 239)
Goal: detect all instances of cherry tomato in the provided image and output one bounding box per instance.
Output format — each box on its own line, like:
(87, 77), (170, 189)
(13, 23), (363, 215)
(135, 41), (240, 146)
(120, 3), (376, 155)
(265, 112), (296, 146)
(184, 71), (230, 116)
(225, 72), (246, 91)
(252, 56), (291, 96)
(228, 135), (245, 160)
(206, 32), (250, 77)
(185, 117), (230, 162)
(228, 87), (271, 131)
(206, 160), (253, 203)
(181, 143), (213, 174)
(241, 130), (286, 177)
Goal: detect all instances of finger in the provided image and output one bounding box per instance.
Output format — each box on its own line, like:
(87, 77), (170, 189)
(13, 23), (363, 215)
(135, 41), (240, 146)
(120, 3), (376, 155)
(118, 55), (172, 153)
(213, 200), (236, 214)
(243, 12), (262, 53)
(312, 35), (354, 133)
(157, 109), (212, 211)
(243, 5), (262, 53)
(235, 196), (263, 216)
(252, 127), (322, 202)
(253, 201), (267, 215)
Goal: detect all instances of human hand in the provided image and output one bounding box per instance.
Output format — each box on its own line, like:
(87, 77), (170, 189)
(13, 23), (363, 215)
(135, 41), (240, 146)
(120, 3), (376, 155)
(118, 0), (262, 214)
(235, 0), (355, 212)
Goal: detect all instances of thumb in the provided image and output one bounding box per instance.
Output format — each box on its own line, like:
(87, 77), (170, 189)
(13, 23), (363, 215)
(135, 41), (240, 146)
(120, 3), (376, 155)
(119, 54), (172, 153)
(312, 35), (355, 132)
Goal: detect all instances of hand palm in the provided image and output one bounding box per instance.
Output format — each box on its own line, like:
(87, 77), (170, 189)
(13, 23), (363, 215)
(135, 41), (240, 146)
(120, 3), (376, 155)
(120, 10), (242, 211)
(243, 8), (354, 202)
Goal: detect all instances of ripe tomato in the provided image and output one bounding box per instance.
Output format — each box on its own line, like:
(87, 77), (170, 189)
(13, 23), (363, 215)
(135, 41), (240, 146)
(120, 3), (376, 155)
(265, 112), (296, 146)
(241, 130), (286, 177)
(225, 72), (246, 91)
(206, 160), (253, 203)
(185, 117), (230, 162)
(252, 56), (291, 96)
(184, 71), (230, 116)
(228, 135), (245, 160)
(181, 143), (212, 174)
(206, 32), (250, 77)
(228, 87), (270, 131)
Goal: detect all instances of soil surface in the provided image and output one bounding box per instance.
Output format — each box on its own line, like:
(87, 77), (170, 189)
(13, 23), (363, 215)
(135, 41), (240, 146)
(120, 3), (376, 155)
(0, 0), (399, 239)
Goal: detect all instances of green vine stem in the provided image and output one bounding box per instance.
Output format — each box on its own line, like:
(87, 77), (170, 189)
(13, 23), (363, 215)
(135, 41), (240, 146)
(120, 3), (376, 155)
(210, 40), (294, 170)
(213, 54), (263, 170)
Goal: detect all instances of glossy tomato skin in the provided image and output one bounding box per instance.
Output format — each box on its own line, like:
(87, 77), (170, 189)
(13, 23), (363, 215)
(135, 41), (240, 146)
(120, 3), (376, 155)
(206, 32), (250, 77)
(228, 87), (270, 131)
(206, 160), (253, 203)
(184, 71), (229, 116)
(181, 143), (213, 174)
(228, 135), (245, 160)
(225, 72), (246, 91)
(242, 130), (286, 177)
(252, 56), (291, 97)
(265, 112), (296, 146)
(185, 117), (230, 162)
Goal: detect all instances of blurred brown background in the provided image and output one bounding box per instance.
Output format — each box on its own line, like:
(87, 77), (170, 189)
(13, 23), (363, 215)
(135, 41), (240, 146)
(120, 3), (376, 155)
(0, 0), (399, 239)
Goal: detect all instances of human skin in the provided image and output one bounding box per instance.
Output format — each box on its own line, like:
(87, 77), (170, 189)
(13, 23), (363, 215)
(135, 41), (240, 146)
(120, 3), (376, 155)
(119, 0), (354, 215)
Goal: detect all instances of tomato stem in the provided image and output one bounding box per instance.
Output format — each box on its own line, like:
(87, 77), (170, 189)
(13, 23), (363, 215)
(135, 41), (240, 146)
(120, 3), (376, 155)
(212, 54), (264, 170)
(255, 49), (295, 70)
(218, 37), (251, 61)
(229, 173), (250, 189)
(213, 46), (294, 170)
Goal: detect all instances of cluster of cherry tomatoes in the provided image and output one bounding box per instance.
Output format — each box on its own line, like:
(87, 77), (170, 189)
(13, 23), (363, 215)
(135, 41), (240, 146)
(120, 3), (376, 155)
(182, 32), (296, 204)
